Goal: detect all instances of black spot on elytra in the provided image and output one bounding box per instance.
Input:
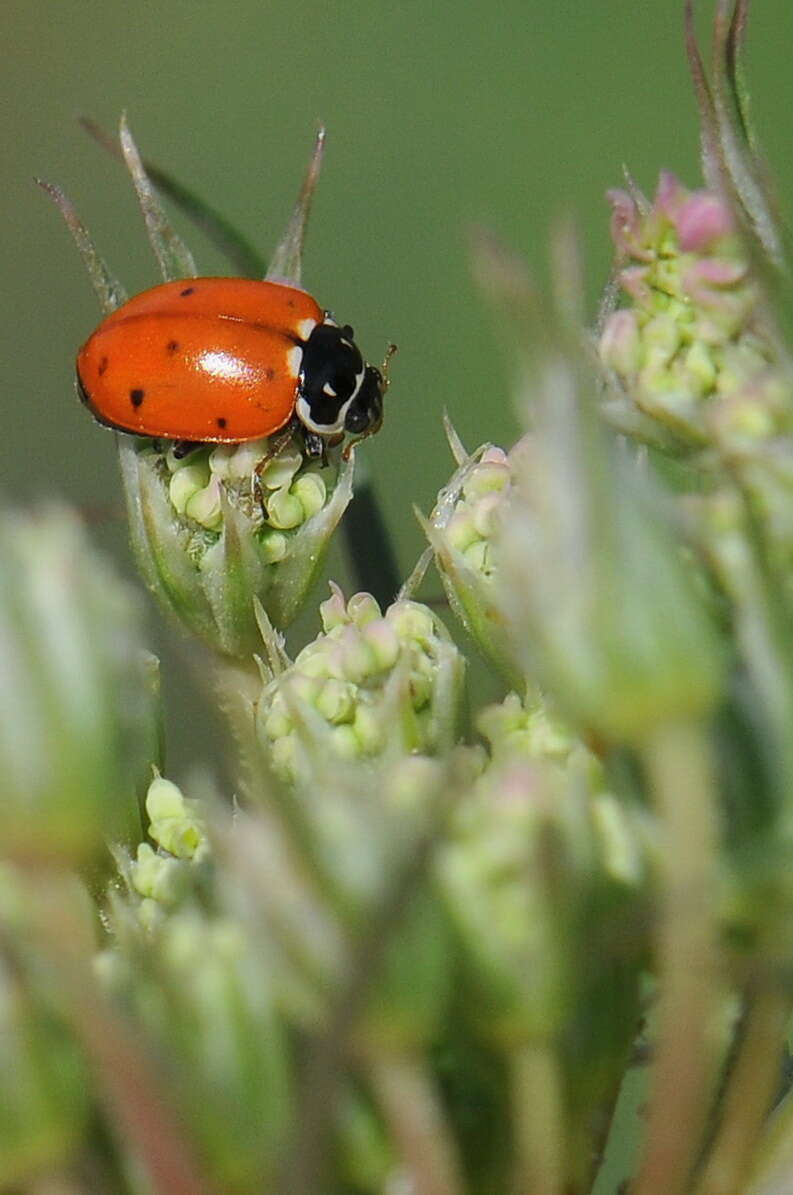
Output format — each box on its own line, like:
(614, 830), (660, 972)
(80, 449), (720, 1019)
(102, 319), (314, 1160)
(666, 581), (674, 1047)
(265, 367), (277, 381)
(287, 298), (295, 308)
(98, 356), (109, 376)
(216, 417), (227, 429)
(130, 388), (145, 407)
(166, 340), (179, 353)
(180, 286), (195, 297)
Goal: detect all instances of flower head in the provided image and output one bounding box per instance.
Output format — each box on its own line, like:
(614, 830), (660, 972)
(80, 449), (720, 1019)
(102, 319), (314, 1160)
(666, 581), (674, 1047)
(255, 585), (464, 785)
(120, 431), (354, 656)
(470, 231), (725, 743)
(422, 426), (527, 687)
(600, 172), (786, 450)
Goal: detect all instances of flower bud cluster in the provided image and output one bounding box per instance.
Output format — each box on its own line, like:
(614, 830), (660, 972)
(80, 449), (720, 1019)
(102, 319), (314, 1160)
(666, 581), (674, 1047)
(442, 446), (514, 583)
(438, 690), (650, 1051)
(164, 438), (329, 552)
(256, 587), (463, 784)
(129, 776), (210, 928)
(599, 172), (783, 448)
(426, 439), (529, 686)
(477, 692), (649, 890)
(120, 429), (354, 654)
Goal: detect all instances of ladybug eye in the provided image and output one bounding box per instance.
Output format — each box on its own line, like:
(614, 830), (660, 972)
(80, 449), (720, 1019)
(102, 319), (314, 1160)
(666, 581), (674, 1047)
(345, 404), (370, 434)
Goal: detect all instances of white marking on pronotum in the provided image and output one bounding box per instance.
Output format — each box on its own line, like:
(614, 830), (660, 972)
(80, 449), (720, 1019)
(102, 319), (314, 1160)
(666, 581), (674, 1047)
(296, 318), (318, 340)
(295, 369), (367, 435)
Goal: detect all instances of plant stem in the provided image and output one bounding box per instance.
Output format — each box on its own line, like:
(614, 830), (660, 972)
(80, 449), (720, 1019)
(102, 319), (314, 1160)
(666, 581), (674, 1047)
(695, 980), (790, 1195)
(510, 1042), (565, 1195)
(213, 655), (263, 775)
(368, 1051), (464, 1195)
(633, 718), (721, 1195)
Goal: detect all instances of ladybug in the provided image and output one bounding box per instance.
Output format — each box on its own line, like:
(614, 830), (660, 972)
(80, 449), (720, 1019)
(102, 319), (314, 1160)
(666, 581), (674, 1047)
(76, 277), (388, 454)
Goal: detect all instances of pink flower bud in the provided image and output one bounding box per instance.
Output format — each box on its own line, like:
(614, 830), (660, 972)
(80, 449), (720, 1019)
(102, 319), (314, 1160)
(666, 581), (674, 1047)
(676, 192), (733, 252)
(599, 309), (641, 377)
(618, 265), (652, 305)
(654, 170), (688, 221)
(607, 189), (647, 259)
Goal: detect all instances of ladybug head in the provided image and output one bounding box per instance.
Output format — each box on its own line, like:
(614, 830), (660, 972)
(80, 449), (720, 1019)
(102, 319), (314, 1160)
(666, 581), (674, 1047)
(343, 363), (385, 436)
(343, 344), (396, 440)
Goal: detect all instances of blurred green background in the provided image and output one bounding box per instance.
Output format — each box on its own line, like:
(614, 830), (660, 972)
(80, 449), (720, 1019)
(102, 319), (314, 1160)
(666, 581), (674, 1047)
(3, 0), (793, 770)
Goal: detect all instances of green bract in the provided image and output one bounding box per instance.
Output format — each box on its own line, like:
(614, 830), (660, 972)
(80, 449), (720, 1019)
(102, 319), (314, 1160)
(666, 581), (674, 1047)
(0, 507), (158, 864)
(0, 954), (89, 1188)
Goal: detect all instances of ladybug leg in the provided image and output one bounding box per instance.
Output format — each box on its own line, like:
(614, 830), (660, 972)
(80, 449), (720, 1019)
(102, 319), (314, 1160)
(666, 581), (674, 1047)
(303, 429), (343, 468)
(172, 439), (202, 460)
(302, 430), (325, 459)
(252, 419), (300, 519)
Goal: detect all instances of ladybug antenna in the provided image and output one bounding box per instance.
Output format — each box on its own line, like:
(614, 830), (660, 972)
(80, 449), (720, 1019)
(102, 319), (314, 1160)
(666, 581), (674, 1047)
(381, 343), (398, 389)
(266, 125), (327, 287)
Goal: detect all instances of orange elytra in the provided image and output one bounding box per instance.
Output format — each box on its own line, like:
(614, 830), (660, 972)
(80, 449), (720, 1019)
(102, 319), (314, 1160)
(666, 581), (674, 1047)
(76, 276), (386, 448)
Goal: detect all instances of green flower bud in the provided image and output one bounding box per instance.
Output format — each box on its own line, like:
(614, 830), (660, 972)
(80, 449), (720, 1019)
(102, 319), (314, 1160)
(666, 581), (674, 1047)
(184, 475), (224, 531)
(291, 471), (327, 519)
(422, 435), (524, 687)
(265, 482), (307, 530)
(0, 507), (158, 864)
(130, 842), (191, 908)
(477, 691), (587, 771)
(255, 444), (303, 489)
(125, 775), (211, 924)
(145, 775), (207, 861)
(255, 587), (464, 784)
(168, 458), (211, 514)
